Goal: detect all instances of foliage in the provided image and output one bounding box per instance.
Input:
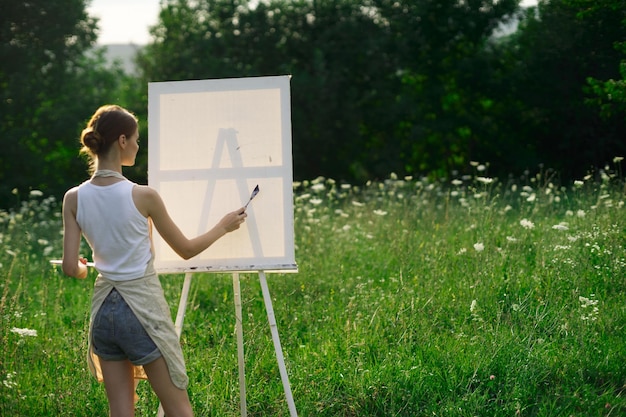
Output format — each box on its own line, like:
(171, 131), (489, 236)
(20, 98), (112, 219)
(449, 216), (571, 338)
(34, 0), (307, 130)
(583, 0), (626, 121)
(2, 0), (626, 211)
(0, 0), (136, 208)
(137, 0), (521, 182)
(500, 0), (626, 179)
(1, 166), (625, 415)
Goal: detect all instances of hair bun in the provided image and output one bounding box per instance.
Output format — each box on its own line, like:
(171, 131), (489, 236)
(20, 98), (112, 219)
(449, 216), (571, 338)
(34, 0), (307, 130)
(81, 128), (103, 153)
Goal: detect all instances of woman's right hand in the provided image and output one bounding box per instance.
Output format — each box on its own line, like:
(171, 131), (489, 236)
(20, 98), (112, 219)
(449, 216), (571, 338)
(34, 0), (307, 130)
(219, 208), (247, 233)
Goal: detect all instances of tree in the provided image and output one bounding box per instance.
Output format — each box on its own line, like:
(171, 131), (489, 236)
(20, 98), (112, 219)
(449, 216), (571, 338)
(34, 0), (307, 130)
(503, 0), (626, 179)
(0, 0), (130, 207)
(138, 0), (521, 181)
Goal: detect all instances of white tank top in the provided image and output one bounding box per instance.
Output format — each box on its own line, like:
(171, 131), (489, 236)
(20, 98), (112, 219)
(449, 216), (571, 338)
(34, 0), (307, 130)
(76, 179), (152, 281)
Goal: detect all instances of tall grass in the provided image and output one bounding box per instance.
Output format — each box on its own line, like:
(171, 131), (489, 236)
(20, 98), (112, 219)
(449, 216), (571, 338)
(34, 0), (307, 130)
(1, 163), (625, 416)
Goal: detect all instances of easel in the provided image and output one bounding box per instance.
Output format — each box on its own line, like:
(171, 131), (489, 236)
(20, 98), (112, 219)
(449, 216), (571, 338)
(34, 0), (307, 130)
(148, 75), (298, 416)
(156, 270), (298, 417)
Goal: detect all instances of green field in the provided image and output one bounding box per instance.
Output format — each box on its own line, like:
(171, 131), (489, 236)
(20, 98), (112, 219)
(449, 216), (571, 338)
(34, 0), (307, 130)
(1, 165), (625, 416)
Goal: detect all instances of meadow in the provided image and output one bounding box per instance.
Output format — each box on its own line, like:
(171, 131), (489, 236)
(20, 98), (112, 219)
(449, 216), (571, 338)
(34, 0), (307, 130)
(1, 162), (625, 416)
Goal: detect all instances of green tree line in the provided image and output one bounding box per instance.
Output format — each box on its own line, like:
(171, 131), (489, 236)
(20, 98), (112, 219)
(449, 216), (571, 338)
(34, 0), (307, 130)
(1, 0), (625, 208)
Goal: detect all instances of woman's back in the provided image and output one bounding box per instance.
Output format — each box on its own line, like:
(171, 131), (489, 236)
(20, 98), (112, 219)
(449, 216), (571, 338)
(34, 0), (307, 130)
(76, 179), (151, 281)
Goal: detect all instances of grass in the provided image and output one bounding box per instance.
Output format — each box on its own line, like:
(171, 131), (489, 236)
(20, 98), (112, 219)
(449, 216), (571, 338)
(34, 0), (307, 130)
(1, 162), (625, 416)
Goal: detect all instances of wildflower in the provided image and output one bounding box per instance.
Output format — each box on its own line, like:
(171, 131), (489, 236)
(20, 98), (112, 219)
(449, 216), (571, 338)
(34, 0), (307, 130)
(520, 219), (535, 229)
(477, 164), (486, 172)
(470, 299), (477, 313)
(614, 156), (624, 163)
(473, 242), (485, 252)
(526, 193), (536, 202)
(352, 201), (364, 207)
(457, 248), (467, 255)
(551, 223), (569, 231)
(373, 209), (388, 216)
(451, 179), (463, 186)
(311, 183), (325, 192)
(576, 210), (586, 218)
(2, 372), (17, 388)
(573, 180), (584, 188)
(476, 177), (493, 184)
(579, 296), (598, 308)
(29, 190), (44, 197)
(506, 236), (517, 242)
(309, 198), (323, 206)
(10, 327), (37, 337)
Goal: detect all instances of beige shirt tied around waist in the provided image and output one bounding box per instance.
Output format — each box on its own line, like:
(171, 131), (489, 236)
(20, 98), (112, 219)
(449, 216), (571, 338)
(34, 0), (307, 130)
(88, 262), (189, 390)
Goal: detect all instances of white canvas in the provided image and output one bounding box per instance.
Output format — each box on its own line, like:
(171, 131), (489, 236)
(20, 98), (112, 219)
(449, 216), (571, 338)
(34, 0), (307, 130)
(148, 76), (297, 273)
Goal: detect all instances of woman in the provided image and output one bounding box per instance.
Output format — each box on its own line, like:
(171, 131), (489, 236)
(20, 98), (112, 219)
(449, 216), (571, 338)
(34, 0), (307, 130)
(62, 104), (247, 417)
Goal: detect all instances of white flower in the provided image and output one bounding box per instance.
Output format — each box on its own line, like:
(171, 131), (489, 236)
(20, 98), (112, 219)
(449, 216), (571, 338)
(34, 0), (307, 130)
(29, 190), (43, 197)
(309, 198), (323, 205)
(2, 372), (17, 389)
(520, 219), (535, 229)
(613, 156), (624, 163)
(506, 236), (517, 242)
(551, 223), (569, 231)
(470, 299), (478, 313)
(576, 210), (586, 218)
(579, 296), (598, 308)
(573, 180), (584, 188)
(352, 201), (364, 207)
(10, 328), (37, 337)
(311, 183), (325, 192)
(451, 179), (463, 186)
(373, 209), (388, 216)
(473, 242), (485, 252)
(476, 176), (493, 184)
(526, 193), (536, 202)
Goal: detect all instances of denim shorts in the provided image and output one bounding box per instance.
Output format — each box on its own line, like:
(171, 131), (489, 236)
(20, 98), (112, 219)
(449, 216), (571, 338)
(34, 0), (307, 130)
(92, 288), (162, 365)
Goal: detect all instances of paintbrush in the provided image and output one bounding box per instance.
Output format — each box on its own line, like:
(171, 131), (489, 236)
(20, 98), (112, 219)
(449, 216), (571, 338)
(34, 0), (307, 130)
(243, 184), (260, 210)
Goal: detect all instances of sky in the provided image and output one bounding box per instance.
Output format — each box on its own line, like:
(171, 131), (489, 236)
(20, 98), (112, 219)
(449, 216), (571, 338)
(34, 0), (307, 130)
(88, 0), (539, 45)
(88, 0), (160, 45)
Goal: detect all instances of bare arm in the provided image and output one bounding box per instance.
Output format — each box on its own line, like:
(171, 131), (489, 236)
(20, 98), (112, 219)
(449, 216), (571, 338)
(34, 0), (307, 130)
(61, 188), (88, 279)
(134, 185), (246, 260)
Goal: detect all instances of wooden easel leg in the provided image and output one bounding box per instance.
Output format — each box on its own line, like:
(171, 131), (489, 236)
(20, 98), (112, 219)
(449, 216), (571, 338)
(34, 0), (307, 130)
(157, 272), (194, 417)
(258, 271), (298, 417)
(233, 272), (248, 416)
